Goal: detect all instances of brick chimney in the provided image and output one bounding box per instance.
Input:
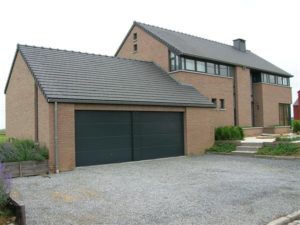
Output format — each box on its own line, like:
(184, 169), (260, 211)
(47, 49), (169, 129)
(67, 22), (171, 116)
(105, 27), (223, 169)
(233, 39), (246, 52)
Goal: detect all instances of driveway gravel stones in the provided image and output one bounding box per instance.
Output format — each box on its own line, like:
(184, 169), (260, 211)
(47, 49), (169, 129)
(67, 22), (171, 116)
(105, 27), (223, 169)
(12, 155), (300, 225)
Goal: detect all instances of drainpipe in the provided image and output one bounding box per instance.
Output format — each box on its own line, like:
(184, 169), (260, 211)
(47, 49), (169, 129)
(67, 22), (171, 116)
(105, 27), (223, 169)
(54, 102), (59, 174)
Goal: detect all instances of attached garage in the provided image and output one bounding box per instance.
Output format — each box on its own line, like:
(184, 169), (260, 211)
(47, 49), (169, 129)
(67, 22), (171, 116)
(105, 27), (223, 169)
(5, 45), (215, 171)
(75, 111), (184, 166)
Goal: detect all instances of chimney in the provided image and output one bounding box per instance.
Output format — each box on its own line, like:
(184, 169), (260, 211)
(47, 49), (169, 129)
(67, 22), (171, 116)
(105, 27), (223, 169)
(233, 39), (246, 52)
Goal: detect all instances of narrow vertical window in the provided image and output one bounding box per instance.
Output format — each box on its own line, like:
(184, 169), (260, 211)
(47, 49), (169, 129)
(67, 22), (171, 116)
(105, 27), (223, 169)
(169, 52), (176, 71)
(220, 99), (225, 109)
(133, 44), (138, 52)
(133, 33), (137, 41)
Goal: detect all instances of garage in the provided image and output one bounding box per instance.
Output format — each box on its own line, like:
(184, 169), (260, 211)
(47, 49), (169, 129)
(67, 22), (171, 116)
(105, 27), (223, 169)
(75, 111), (184, 166)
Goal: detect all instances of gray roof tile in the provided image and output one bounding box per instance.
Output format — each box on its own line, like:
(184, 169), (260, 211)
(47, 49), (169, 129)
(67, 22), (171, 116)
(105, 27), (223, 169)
(17, 45), (214, 107)
(135, 22), (291, 76)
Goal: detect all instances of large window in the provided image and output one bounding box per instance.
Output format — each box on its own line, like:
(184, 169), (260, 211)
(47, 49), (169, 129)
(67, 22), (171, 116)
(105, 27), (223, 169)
(185, 59), (195, 71)
(279, 104), (290, 126)
(169, 51), (234, 77)
(257, 73), (290, 86)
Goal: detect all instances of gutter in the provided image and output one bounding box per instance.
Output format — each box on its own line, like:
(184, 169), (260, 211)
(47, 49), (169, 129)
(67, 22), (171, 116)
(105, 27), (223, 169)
(54, 101), (59, 173)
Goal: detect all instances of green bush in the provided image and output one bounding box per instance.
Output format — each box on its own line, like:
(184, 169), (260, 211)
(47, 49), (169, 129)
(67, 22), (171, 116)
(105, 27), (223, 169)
(257, 143), (300, 156)
(207, 143), (236, 153)
(0, 139), (49, 162)
(293, 120), (300, 133)
(215, 126), (244, 140)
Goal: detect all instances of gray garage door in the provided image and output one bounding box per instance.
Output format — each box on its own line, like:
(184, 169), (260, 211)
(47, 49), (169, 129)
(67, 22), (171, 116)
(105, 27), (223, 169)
(75, 111), (184, 166)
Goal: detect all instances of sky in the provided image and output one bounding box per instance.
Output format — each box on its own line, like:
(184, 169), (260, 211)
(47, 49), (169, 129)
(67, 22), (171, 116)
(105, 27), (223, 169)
(0, 0), (299, 129)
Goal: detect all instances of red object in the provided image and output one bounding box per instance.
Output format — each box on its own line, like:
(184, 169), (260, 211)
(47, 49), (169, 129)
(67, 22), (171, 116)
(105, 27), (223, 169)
(294, 90), (300, 120)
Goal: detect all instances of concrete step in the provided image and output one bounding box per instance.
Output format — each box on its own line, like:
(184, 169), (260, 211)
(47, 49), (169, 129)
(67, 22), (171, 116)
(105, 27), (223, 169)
(232, 150), (257, 156)
(240, 142), (263, 147)
(236, 146), (261, 151)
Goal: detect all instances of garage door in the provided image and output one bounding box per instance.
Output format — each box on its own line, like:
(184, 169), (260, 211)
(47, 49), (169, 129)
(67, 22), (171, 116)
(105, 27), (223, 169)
(75, 111), (184, 166)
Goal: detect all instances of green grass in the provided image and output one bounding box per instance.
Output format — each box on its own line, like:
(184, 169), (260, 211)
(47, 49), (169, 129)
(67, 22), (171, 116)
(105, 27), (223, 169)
(207, 143), (236, 153)
(257, 143), (300, 156)
(0, 135), (6, 143)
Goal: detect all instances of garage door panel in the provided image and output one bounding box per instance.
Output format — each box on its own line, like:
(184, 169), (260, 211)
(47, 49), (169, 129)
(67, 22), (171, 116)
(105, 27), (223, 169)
(75, 111), (132, 166)
(76, 124), (131, 137)
(76, 148), (132, 165)
(76, 136), (132, 150)
(133, 112), (184, 161)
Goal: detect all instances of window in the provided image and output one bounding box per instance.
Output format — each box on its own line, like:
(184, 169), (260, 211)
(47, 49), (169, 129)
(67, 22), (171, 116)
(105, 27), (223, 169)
(133, 33), (137, 41)
(207, 62), (215, 74)
(269, 75), (275, 84)
(219, 65), (228, 76)
(133, 44), (138, 52)
(228, 66), (234, 77)
(277, 76), (283, 85)
(220, 99), (225, 109)
(196, 61), (206, 72)
(170, 52), (176, 71)
(212, 98), (217, 105)
(185, 59), (195, 71)
(215, 64), (220, 75)
(279, 104), (290, 126)
(282, 77), (288, 86)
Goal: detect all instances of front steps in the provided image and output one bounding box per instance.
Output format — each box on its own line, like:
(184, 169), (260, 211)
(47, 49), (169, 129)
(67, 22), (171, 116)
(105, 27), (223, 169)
(232, 142), (263, 156)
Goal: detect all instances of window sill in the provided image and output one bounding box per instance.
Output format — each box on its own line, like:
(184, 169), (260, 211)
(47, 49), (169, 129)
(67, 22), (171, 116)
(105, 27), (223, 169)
(169, 70), (233, 79)
(132, 51), (137, 54)
(219, 109), (226, 111)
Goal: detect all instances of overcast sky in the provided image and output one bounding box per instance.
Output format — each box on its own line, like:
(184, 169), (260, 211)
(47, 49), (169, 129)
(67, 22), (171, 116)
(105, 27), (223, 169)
(0, 0), (299, 129)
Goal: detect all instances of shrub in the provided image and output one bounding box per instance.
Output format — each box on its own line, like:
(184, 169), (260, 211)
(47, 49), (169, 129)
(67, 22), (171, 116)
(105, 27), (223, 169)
(0, 139), (49, 162)
(215, 126), (244, 140)
(257, 143), (300, 156)
(207, 143), (236, 153)
(0, 163), (11, 208)
(293, 120), (300, 133)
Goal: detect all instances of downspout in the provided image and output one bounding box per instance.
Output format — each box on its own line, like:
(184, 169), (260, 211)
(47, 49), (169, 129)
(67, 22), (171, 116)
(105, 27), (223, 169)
(54, 102), (59, 174)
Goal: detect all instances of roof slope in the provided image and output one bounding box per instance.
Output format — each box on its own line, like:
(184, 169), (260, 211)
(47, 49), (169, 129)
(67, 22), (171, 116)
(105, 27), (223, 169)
(14, 45), (213, 107)
(134, 22), (291, 77)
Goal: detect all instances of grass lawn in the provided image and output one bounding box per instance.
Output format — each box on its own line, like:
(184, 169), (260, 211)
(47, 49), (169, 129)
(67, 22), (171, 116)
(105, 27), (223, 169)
(0, 134), (6, 143)
(257, 143), (300, 156)
(207, 143), (236, 153)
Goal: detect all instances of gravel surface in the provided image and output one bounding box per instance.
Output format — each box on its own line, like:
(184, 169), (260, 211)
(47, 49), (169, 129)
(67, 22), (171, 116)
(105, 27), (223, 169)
(12, 155), (300, 225)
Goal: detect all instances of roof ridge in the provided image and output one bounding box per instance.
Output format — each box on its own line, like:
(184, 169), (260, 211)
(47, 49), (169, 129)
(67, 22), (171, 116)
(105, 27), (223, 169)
(134, 21), (235, 48)
(17, 44), (154, 64)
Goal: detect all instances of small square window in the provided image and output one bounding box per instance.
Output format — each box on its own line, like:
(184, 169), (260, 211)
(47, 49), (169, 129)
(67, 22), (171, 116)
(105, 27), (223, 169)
(133, 44), (138, 52)
(133, 33), (137, 40)
(220, 99), (225, 109)
(212, 98), (217, 105)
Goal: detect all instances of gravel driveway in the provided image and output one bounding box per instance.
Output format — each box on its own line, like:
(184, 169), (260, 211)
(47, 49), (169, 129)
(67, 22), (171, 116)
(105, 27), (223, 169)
(12, 155), (300, 225)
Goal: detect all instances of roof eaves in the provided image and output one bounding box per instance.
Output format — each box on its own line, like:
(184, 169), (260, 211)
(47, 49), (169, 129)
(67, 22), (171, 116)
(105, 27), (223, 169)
(47, 98), (215, 108)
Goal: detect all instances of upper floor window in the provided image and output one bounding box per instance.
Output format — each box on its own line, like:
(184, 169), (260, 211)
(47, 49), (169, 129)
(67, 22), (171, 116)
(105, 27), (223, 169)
(133, 44), (138, 52)
(185, 59), (195, 71)
(169, 51), (234, 78)
(133, 33), (137, 41)
(254, 72), (290, 86)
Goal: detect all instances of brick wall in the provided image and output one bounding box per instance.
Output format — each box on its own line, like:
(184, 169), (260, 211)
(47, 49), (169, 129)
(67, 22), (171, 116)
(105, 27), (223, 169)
(6, 52), (35, 139)
(253, 83), (292, 126)
(235, 67), (252, 126)
(170, 71), (234, 127)
(116, 25), (169, 72)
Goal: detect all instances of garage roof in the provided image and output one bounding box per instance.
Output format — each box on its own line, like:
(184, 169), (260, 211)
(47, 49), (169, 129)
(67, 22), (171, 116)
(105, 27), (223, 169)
(127, 22), (291, 77)
(12, 44), (214, 107)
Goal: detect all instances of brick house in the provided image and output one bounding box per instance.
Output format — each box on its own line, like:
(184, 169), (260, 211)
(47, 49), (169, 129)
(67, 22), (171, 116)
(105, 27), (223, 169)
(294, 90), (300, 120)
(5, 22), (292, 171)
